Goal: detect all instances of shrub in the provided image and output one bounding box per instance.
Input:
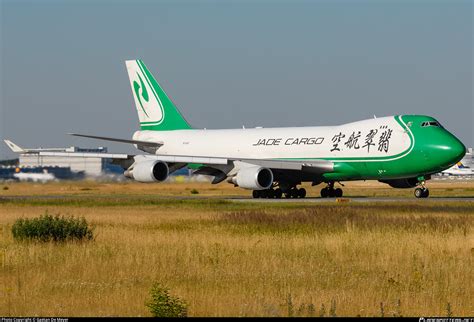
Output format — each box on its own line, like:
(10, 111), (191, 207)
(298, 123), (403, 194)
(3, 186), (8, 190)
(190, 189), (199, 195)
(146, 283), (187, 317)
(12, 213), (94, 242)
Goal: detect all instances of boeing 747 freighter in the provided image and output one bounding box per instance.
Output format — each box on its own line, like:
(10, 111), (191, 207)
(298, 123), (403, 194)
(5, 60), (466, 198)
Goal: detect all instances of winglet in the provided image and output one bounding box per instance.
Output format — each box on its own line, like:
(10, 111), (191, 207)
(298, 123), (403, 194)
(3, 139), (25, 153)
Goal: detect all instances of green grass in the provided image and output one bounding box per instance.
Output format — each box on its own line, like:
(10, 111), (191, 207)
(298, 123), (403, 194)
(12, 213), (93, 243)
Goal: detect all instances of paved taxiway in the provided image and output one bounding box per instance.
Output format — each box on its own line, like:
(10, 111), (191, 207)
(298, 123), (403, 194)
(228, 197), (474, 203)
(1, 196), (473, 203)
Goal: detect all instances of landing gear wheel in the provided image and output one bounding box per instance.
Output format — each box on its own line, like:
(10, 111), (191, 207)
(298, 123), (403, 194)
(320, 188), (329, 198)
(422, 188), (429, 198)
(414, 188), (423, 198)
(334, 188), (343, 198)
(289, 188), (298, 198)
(252, 190), (260, 199)
(328, 188), (335, 198)
(298, 188), (306, 198)
(415, 187), (430, 198)
(284, 192), (291, 199)
(274, 188), (283, 199)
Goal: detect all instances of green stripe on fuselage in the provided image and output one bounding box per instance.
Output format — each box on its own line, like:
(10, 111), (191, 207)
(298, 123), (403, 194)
(272, 115), (460, 181)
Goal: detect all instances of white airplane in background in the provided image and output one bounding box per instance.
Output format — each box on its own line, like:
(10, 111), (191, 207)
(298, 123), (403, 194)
(3, 140), (71, 154)
(13, 169), (56, 183)
(4, 60), (466, 198)
(441, 161), (474, 176)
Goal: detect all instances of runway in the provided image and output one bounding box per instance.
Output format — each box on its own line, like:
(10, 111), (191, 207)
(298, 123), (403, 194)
(1, 195), (474, 203)
(0, 194), (474, 203)
(228, 197), (474, 203)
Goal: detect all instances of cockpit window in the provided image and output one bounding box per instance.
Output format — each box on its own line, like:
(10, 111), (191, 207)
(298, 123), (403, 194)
(421, 121), (442, 128)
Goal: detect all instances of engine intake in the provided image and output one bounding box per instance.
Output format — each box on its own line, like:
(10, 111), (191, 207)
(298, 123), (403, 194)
(232, 166), (273, 190)
(127, 160), (169, 183)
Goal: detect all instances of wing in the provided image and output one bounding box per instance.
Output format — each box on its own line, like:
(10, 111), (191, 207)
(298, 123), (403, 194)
(63, 133), (333, 174)
(38, 151), (333, 175)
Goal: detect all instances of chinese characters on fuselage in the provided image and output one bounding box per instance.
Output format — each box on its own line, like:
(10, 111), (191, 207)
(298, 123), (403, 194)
(331, 125), (393, 153)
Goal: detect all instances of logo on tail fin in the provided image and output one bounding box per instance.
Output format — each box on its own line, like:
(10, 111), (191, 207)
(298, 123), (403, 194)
(127, 61), (164, 125)
(133, 73), (150, 117)
(126, 59), (192, 130)
(457, 162), (467, 169)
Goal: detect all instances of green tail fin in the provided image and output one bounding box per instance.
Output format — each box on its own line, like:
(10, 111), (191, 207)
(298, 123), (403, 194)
(125, 60), (192, 131)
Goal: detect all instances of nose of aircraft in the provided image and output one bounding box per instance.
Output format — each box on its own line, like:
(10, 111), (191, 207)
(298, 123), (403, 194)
(436, 133), (466, 168)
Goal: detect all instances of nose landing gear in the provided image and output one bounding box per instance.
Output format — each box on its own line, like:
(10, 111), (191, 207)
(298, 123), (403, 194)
(414, 180), (429, 198)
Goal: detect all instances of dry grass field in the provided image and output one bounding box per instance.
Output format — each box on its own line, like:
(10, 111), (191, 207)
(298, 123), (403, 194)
(0, 180), (473, 317)
(1, 178), (474, 198)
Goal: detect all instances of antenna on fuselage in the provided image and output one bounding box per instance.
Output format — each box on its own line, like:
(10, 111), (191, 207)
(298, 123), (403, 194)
(373, 115), (377, 119)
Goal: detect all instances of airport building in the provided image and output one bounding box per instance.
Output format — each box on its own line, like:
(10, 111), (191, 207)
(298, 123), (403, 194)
(19, 146), (112, 177)
(463, 148), (473, 167)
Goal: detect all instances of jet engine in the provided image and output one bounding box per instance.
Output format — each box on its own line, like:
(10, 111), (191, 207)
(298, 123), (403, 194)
(379, 178), (418, 188)
(125, 160), (169, 183)
(231, 166), (273, 190)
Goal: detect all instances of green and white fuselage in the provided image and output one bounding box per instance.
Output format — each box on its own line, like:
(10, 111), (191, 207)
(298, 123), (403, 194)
(133, 114), (464, 182)
(38, 59), (465, 198)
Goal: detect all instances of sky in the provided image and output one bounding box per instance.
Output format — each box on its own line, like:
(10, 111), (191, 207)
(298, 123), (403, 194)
(0, 0), (472, 159)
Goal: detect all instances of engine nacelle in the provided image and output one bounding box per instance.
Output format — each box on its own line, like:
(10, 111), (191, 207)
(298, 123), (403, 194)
(379, 178), (418, 189)
(232, 166), (273, 190)
(127, 160), (169, 183)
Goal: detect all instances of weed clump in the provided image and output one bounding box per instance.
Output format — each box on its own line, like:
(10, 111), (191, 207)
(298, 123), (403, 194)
(190, 189), (199, 195)
(146, 283), (187, 317)
(12, 213), (94, 242)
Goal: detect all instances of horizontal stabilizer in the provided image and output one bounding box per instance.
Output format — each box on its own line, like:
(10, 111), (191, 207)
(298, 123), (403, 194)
(69, 133), (163, 147)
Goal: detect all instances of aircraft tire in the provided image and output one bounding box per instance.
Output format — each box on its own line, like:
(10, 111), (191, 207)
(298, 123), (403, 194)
(422, 188), (429, 198)
(328, 189), (336, 198)
(298, 188), (306, 198)
(290, 188), (299, 198)
(414, 188), (423, 198)
(320, 188), (328, 198)
(334, 188), (343, 198)
(252, 190), (260, 199)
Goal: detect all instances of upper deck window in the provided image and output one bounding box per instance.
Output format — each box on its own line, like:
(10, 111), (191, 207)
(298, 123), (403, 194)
(421, 121), (441, 128)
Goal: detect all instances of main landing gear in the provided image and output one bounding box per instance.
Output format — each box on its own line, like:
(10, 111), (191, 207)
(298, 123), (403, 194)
(320, 182), (343, 198)
(252, 184), (306, 199)
(414, 180), (429, 198)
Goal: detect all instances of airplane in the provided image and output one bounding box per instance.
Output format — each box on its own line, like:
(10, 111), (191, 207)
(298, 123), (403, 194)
(3, 140), (72, 153)
(8, 59), (466, 198)
(13, 168), (56, 183)
(440, 161), (474, 176)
